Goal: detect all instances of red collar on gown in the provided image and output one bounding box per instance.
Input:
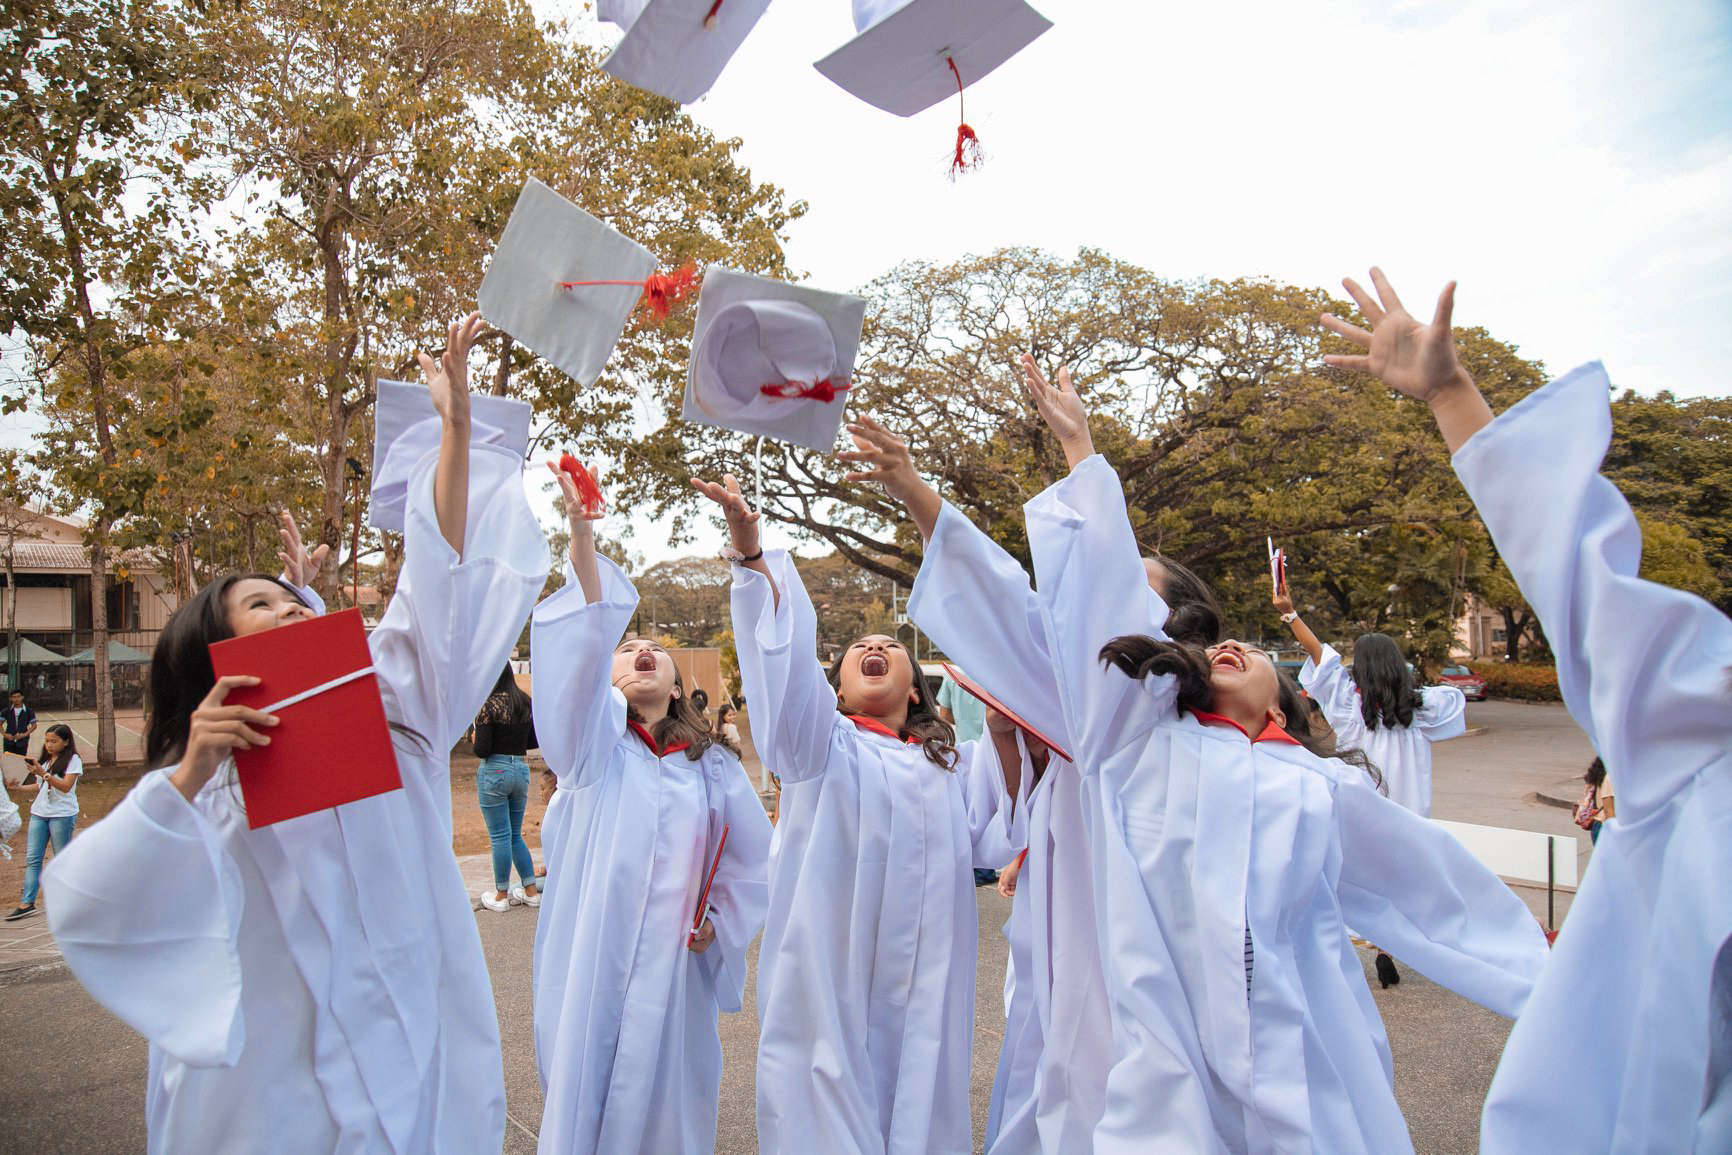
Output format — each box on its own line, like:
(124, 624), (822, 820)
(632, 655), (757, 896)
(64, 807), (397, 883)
(627, 719), (691, 759)
(845, 714), (920, 745)
(1188, 708), (1303, 747)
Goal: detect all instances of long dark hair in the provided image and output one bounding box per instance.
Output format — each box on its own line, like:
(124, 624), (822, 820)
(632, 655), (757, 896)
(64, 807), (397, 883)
(1147, 555), (1223, 647)
(41, 723), (77, 776)
(623, 655), (733, 760)
(145, 574), (307, 769)
(1098, 636), (1383, 792)
(1350, 633), (1422, 730)
(826, 638), (956, 770)
(1584, 757), (1606, 789)
(477, 664), (532, 727)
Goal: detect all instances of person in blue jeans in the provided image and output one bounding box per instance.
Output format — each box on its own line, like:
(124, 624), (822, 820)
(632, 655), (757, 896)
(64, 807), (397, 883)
(473, 665), (540, 913)
(7, 724), (82, 921)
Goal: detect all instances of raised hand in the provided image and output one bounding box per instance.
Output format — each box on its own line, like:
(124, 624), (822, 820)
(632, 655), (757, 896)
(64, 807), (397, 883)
(690, 474), (761, 557)
(839, 417), (942, 540)
(1020, 353), (1093, 468)
(548, 461), (605, 527)
(276, 511), (330, 589)
(168, 675), (279, 802)
(1272, 576), (1295, 618)
(1321, 269), (1494, 451)
(420, 312), (486, 429)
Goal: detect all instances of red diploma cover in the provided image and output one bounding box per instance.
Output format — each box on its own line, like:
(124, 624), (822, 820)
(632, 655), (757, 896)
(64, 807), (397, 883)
(208, 608), (401, 829)
(942, 662), (1074, 764)
(690, 823), (730, 936)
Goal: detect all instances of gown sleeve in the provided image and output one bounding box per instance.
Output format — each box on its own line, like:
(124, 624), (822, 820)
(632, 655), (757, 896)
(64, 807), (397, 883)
(697, 750), (773, 1013)
(367, 443), (551, 757)
(43, 771), (247, 1067)
(1332, 767), (1549, 1018)
(958, 734), (1028, 868)
(1451, 362), (1732, 820)
(1413, 684), (1468, 740)
(529, 558), (638, 789)
(1024, 454), (1180, 770)
(729, 551), (845, 785)
(907, 500), (1073, 756)
(1298, 644), (1369, 750)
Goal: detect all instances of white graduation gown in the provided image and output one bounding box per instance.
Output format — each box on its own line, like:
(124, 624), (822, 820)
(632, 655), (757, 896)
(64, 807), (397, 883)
(44, 442), (550, 1154)
(528, 557), (771, 1155)
(1458, 363), (1732, 1154)
(1027, 453), (1551, 1155)
(1299, 645), (1467, 815)
(907, 500), (1118, 1155)
(732, 551), (1017, 1155)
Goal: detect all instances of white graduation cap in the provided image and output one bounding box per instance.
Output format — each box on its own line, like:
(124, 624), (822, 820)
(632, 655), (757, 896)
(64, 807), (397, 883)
(814, 0), (1052, 117)
(681, 267), (868, 453)
(369, 378), (533, 533)
(599, 0), (776, 104)
(478, 179), (656, 387)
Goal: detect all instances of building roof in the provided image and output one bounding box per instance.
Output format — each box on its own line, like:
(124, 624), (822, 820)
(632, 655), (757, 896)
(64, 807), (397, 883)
(4, 542), (160, 574)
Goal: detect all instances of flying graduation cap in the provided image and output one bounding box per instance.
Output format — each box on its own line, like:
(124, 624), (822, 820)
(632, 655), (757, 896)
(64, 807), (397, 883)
(680, 267), (867, 453)
(814, 0), (1053, 175)
(598, 0), (777, 104)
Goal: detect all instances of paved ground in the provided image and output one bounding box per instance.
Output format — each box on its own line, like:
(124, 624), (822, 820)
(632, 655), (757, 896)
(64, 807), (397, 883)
(0, 699), (1599, 1154)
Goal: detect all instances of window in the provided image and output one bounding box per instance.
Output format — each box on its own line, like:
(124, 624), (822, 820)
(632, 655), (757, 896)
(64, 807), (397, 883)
(1491, 629), (1507, 643)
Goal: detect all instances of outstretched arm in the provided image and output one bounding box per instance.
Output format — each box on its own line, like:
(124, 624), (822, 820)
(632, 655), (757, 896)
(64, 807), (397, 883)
(691, 474), (773, 606)
(837, 417), (943, 542)
(1272, 576), (1324, 666)
(1320, 269), (1492, 451)
(1020, 353), (1095, 470)
(420, 312), (487, 558)
(548, 462), (606, 604)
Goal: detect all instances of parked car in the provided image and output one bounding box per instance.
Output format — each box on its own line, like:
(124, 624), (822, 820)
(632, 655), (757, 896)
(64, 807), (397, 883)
(1438, 664), (1487, 701)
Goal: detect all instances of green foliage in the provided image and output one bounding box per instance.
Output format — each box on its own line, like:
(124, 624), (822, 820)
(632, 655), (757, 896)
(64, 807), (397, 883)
(1606, 391), (1732, 610)
(1466, 661), (1561, 702)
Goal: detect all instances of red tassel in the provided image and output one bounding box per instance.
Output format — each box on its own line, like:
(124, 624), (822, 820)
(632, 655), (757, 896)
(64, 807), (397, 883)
(640, 262), (698, 321)
(703, 0), (722, 28)
(759, 378), (849, 403)
(945, 56), (984, 179)
(556, 261), (700, 324)
(557, 452), (606, 517)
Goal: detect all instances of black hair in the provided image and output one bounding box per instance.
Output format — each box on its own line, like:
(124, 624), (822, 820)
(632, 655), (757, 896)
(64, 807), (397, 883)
(477, 664), (533, 727)
(146, 573), (429, 772)
(1584, 757), (1606, 788)
(618, 642), (733, 760)
(1098, 635), (1383, 793)
(41, 723), (77, 777)
(826, 637), (956, 770)
(716, 703), (737, 725)
(1350, 633), (1422, 730)
(689, 688), (710, 714)
(1144, 555), (1222, 647)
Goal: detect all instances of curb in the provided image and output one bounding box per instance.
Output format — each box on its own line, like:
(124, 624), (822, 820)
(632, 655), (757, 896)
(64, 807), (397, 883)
(1531, 783), (1582, 811)
(0, 956), (68, 984)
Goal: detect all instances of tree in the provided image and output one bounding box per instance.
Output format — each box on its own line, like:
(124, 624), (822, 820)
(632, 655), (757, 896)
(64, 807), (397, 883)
(0, 0), (214, 763)
(0, 451), (50, 690)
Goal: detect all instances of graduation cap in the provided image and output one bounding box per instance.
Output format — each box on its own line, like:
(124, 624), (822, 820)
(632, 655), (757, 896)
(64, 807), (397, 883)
(208, 609), (400, 828)
(814, 0), (1053, 175)
(478, 178), (657, 386)
(370, 378), (532, 533)
(942, 662), (1073, 763)
(680, 267), (868, 453)
(599, 0), (776, 104)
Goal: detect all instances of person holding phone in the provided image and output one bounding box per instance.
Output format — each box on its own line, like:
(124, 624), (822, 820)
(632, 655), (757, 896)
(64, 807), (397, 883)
(6, 723), (82, 921)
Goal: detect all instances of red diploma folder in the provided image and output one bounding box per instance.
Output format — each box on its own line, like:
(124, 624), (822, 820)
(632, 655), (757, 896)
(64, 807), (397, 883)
(208, 608), (401, 829)
(690, 823), (730, 937)
(942, 663), (1074, 764)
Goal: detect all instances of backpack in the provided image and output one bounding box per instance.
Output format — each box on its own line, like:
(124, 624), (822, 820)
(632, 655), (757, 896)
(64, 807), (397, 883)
(0, 792), (19, 857)
(1573, 783), (1599, 831)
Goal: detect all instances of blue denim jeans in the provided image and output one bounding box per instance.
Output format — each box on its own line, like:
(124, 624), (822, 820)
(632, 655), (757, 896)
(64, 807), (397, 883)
(22, 813), (75, 905)
(476, 755), (534, 892)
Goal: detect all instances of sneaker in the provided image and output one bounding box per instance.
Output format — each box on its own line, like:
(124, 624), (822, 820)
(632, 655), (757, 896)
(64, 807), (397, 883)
(510, 886), (541, 908)
(477, 889), (511, 913)
(4, 905), (37, 922)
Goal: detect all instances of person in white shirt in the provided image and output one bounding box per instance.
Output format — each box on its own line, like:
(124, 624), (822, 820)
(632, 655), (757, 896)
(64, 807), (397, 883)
(5, 722), (82, 921)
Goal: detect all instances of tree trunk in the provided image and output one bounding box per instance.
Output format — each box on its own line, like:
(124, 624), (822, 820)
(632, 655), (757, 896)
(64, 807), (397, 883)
(5, 525), (16, 693)
(90, 523), (116, 765)
(1500, 606), (1524, 662)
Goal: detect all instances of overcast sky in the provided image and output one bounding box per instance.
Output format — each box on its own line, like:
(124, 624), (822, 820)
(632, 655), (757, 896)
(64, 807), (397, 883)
(9, 0), (1729, 570)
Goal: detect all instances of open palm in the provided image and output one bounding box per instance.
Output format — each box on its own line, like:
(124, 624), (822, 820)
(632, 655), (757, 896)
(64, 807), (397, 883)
(1321, 269), (1466, 403)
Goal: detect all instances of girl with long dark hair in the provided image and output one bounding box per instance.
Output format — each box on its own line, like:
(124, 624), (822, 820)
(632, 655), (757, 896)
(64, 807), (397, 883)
(1318, 268), (1732, 1152)
(838, 389), (1225, 1154)
(40, 314), (551, 1152)
(5, 723), (82, 921)
(472, 664), (540, 911)
(1019, 352), (1548, 1153)
(692, 471), (1023, 1155)
(1273, 589), (1466, 817)
(528, 464), (772, 1155)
